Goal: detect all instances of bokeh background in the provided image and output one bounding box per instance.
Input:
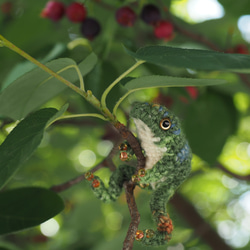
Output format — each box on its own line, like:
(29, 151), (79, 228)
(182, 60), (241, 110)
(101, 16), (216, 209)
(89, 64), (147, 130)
(0, 0), (250, 249)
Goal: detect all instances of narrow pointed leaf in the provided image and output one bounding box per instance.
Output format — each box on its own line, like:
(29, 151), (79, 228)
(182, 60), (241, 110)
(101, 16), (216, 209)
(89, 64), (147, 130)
(125, 46), (250, 73)
(0, 187), (64, 235)
(113, 75), (226, 114)
(123, 75), (226, 90)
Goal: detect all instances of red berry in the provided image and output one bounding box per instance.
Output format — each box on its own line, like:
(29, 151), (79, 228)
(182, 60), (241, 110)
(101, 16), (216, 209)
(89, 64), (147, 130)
(154, 20), (174, 40)
(66, 2), (87, 23)
(116, 6), (136, 27)
(185, 86), (199, 99)
(80, 18), (101, 40)
(41, 1), (65, 21)
(140, 4), (161, 26)
(234, 44), (249, 54)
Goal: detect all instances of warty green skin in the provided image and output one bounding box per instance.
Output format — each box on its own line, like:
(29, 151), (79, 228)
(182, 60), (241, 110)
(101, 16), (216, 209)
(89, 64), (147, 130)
(86, 102), (192, 246)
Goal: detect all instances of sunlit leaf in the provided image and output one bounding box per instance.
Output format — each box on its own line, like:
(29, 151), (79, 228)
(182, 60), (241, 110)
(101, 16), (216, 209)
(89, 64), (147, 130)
(0, 187), (64, 235)
(0, 108), (57, 189)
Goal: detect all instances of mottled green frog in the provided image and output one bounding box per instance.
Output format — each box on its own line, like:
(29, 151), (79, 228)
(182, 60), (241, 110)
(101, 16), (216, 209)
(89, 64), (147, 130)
(85, 102), (192, 246)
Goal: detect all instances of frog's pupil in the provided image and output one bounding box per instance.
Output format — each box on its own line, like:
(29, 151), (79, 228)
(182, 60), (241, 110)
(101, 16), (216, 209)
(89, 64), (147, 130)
(160, 118), (171, 130)
(163, 120), (170, 128)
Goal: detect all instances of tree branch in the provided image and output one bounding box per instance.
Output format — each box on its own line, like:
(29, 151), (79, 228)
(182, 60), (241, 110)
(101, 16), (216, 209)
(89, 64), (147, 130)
(114, 121), (145, 250)
(122, 182), (140, 250)
(170, 193), (232, 250)
(50, 161), (107, 193)
(114, 121), (145, 171)
(50, 139), (120, 192)
(217, 163), (250, 181)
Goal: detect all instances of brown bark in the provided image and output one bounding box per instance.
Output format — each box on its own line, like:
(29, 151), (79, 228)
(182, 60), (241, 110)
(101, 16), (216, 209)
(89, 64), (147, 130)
(171, 193), (232, 250)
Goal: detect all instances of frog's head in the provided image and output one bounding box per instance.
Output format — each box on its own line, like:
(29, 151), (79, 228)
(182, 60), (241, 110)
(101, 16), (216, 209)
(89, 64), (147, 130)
(130, 102), (183, 146)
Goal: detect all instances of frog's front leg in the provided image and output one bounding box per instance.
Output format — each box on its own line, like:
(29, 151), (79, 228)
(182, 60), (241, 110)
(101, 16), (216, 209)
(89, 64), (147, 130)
(85, 164), (135, 203)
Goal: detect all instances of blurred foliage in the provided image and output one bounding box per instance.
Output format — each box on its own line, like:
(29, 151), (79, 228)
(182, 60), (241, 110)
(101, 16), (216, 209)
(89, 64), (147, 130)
(0, 0), (250, 250)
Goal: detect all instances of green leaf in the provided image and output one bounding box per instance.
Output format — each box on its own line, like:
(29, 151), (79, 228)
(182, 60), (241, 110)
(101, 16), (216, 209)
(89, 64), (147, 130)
(0, 58), (76, 120)
(2, 43), (66, 90)
(0, 187), (64, 235)
(0, 52), (98, 120)
(0, 108), (57, 189)
(85, 60), (126, 110)
(183, 89), (239, 164)
(47, 103), (69, 127)
(77, 52), (98, 76)
(113, 75), (225, 114)
(125, 46), (250, 73)
(123, 75), (226, 90)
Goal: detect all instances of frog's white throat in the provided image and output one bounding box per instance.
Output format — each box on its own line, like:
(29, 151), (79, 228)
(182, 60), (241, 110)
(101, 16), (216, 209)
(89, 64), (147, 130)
(133, 118), (167, 170)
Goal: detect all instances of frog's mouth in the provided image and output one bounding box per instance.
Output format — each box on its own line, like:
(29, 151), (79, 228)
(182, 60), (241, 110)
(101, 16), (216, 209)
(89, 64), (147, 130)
(133, 118), (167, 170)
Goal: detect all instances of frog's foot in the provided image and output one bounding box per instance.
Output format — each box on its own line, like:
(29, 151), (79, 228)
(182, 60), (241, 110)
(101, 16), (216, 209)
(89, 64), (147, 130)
(152, 211), (173, 234)
(85, 172), (100, 187)
(131, 168), (151, 188)
(84, 165), (136, 203)
(135, 211), (173, 246)
(119, 142), (134, 161)
(157, 213), (173, 234)
(135, 228), (171, 246)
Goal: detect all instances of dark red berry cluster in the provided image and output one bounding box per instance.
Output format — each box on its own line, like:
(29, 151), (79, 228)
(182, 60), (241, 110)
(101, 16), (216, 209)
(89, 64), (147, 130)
(116, 4), (174, 41)
(41, 1), (101, 40)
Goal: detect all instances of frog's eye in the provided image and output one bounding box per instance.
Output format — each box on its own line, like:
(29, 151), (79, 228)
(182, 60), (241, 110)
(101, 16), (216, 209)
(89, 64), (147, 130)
(160, 118), (171, 130)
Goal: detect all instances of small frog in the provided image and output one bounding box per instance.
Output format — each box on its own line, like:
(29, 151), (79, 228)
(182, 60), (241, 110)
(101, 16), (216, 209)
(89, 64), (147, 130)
(85, 102), (192, 246)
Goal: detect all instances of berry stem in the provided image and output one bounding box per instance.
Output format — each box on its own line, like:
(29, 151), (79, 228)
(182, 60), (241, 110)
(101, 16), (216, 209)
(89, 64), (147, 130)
(113, 89), (135, 116)
(47, 113), (107, 128)
(101, 60), (145, 111)
(39, 64), (85, 91)
(67, 37), (92, 52)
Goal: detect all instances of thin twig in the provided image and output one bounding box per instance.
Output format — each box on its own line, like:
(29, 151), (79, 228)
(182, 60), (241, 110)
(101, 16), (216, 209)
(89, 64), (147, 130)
(50, 139), (121, 192)
(114, 121), (145, 171)
(50, 162), (105, 193)
(123, 182), (140, 250)
(171, 193), (232, 250)
(217, 163), (250, 181)
(173, 22), (222, 51)
(114, 121), (145, 249)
